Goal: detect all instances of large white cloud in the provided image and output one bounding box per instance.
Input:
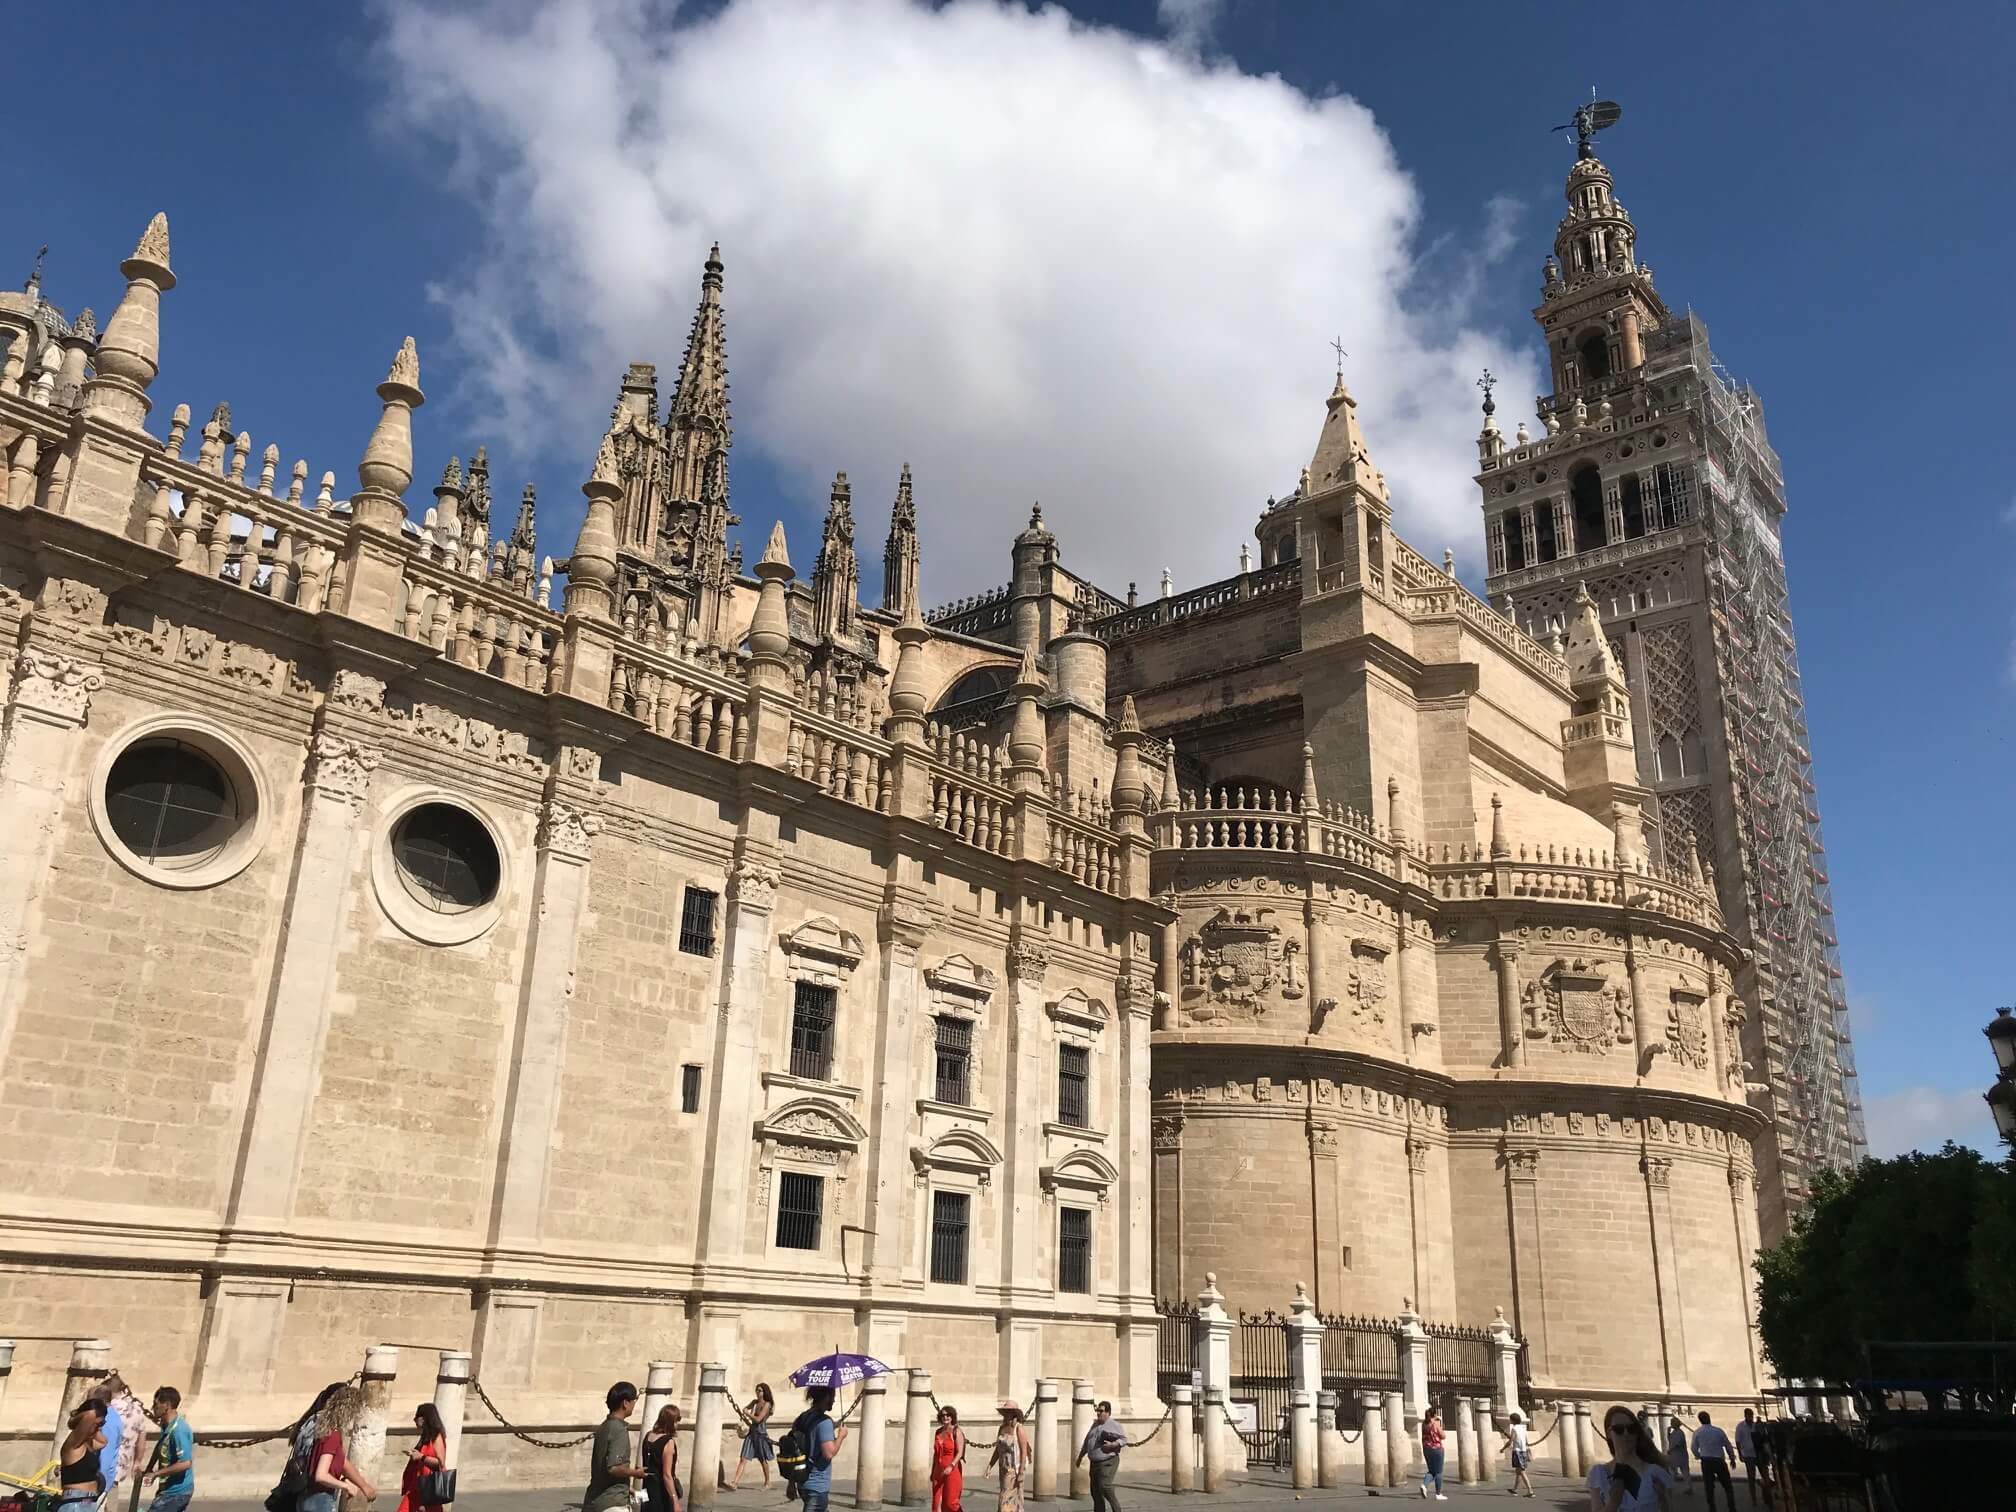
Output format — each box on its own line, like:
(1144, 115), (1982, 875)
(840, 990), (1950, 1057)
(377, 0), (1539, 602)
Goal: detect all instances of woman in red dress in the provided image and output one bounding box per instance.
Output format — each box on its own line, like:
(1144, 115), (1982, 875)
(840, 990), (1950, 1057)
(397, 1404), (448, 1512)
(930, 1405), (967, 1512)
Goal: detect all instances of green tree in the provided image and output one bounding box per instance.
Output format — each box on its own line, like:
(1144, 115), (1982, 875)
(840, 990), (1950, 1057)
(1755, 1145), (2007, 1380)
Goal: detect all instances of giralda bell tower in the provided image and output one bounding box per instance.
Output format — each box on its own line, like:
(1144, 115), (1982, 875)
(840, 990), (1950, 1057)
(1473, 99), (1865, 1247)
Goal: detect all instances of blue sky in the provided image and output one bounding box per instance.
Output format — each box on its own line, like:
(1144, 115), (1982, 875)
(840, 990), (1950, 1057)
(33, 1), (2014, 1153)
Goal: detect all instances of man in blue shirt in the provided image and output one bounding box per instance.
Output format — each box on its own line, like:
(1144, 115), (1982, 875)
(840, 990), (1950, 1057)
(90, 1386), (125, 1496)
(143, 1387), (195, 1512)
(798, 1387), (846, 1512)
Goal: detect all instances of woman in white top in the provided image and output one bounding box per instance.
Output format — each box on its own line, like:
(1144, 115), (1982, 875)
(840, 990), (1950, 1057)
(1501, 1409), (1535, 1498)
(1587, 1405), (1676, 1512)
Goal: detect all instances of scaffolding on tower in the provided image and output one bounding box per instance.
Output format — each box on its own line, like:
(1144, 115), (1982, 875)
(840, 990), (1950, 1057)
(1682, 313), (1866, 1189)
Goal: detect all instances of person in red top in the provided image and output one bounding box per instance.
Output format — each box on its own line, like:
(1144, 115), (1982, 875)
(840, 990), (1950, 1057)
(930, 1405), (967, 1512)
(397, 1404), (448, 1512)
(1419, 1405), (1447, 1501)
(300, 1386), (377, 1512)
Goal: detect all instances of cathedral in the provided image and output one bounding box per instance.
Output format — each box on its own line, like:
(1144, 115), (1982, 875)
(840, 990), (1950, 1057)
(0, 123), (1852, 1481)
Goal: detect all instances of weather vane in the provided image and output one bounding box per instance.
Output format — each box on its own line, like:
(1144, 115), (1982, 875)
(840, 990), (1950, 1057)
(1477, 369), (1497, 415)
(1330, 335), (1348, 377)
(1552, 88), (1621, 160)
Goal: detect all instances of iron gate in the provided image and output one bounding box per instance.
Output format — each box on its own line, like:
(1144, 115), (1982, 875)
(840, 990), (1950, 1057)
(1425, 1321), (1495, 1399)
(1155, 1299), (1198, 1402)
(1232, 1311), (1290, 1465)
(1318, 1312), (1404, 1430)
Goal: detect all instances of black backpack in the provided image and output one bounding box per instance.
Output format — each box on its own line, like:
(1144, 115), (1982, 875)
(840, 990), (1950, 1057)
(776, 1410), (825, 1486)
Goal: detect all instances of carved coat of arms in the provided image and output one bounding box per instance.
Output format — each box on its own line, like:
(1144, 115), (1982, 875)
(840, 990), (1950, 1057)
(1523, 958), (1632, 1053)
(1347, 938), (1389, 1027)
(1181, 906), (1290, 1022)
(1667, 992), (1710, 1070)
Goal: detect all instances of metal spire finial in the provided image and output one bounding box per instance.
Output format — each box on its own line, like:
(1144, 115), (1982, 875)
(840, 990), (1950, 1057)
(1329, 335), (1348, 378)
(1477, 368), (1497, 416)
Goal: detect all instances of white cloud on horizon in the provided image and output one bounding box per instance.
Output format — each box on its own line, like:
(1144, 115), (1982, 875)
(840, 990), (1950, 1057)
(1861, 1083), (1993, 1159)
(377, 0), (1539, 600)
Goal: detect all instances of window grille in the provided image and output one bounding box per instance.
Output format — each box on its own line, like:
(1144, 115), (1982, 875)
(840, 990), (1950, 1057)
(1057, 1044), (1090, 1128)
(790, 982), (836, 1081)
(680, 1063), (702, 1114)
(776, 1171), (822, 1250)
(934, 1016), (973, 1105)
(929, 1190), (970, 1284)
(1059, 1206), (1092, 1293)
(678, 888), (718, 956)
(1654, 463), (1695, 529)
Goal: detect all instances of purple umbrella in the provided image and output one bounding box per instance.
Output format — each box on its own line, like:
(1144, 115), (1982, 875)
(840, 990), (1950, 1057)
(788, 1353), (894, 1389)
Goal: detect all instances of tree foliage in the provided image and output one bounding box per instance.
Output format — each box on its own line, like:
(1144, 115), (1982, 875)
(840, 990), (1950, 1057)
(1754, 1144), (2014, 1380)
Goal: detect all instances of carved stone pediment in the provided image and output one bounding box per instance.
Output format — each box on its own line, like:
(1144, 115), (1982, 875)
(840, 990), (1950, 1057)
(780, 915), (865, 975)
(911, 1128), (1005, 1184)
(758, 1097), (867, 1151)
(1040, 1148), (1120, 1202)
(926, 954), (998, 1008)
(1046, 986), (1109, 1035)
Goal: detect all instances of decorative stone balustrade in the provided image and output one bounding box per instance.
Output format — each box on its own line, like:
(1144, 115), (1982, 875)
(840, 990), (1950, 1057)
(1048, 813), (1119, 894)
(787, 708), (887, 810)
(1087, 558), (1297, 642)
(922, 722), (1014, 856)
(1401, 584), (1569, 686)
(610, 643), (749, 755)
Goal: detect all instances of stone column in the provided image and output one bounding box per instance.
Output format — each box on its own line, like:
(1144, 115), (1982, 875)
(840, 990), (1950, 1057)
(1152, 1112), (1185, 1302)
(1117, 967), (1156, 1377)
(1488, 1308), (1521, 1420)
(1489, 941), (1524, 1068)
(863, 890), (929, 1282)
(1642, 1155), (1693, 1393)
(1285, 1283), (1322, 1396)
(1199, 1386), (1226, 1493)
(1068, 1381), (1093, 1497)
(52, 1339), (111, 1459)
(854, 1372), (888, 1508)
(1473, 1397), (1498, 1484)
(1307, 1124), (1344, 1308)
(1627, 942), (1659, 1069)
(1454, 1396), (1478, 1484)
(1518, 505), (1538, 568)
(1576, 1402), (1599, 1478)
(1359, 1391), (1386, 1488)
(899, 1369), (932, 1506)
(693, 848), (781, 1267)
(1604, 480), (1624, 546)
(1196, 1275), (1231, 1407)
(641, 1361), (679, 1465)
(1556, 1403), (1580, 1480)
(1167, 1384), (1194, 1492)
(345, 1344), (400, 1512)
(1503, 1149), (1550, 1382)
(1031, 1379), (1059, 1501)
(487, 787), (602, 1252)
(433, 1351), (471, 1483)
(689, 1364), (728, 1512)
(1382, 1389), (1411, 1488)
(1396, 1306), (1429, 1420)
(0, 645), (104, 1078)
(1001, 927), (1051, 1303)
(1404, 1141), (1433, 1307)
(224, 719), (381, 1227)
(1315, 1392), (1342, 1488)
(1288, 1389), (1316, 1490)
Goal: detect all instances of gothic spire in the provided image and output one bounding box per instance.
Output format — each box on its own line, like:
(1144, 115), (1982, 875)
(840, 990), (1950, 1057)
(665, 243), (730, 507)
(505, 482), (539, 589)
(813, 470), (859, 641)
(883, 463), (920, 618)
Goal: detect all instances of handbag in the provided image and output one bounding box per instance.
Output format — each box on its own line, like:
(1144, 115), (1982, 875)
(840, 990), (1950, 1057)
(264, 1452), (309, 1512)
(417, 1467), (457, 1506)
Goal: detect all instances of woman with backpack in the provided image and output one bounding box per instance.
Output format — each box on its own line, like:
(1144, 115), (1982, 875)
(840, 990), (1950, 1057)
(298, 1385), (377, 1512)
(987, 1404), (1031, 1512)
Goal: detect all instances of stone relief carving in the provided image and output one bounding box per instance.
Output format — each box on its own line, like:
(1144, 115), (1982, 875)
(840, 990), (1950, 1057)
(1007, 930), (1049, 983)
(179, 626), (216, 668)
(728, 859), (781, 911)
(328, 668), (385, 713)
(1346, 937), (1390, 1027)
(1523, 957), (1632, 1053)
(1642, 1155), (1674, 1188)
(1181, 906), (1289, 1022)
(537, 801), (602, 858)
(1666, 989), (1710, 1070)
(1723, 997), (1749, 1088)
(10, 652), (104, 723)
(217, 640), (277, 689)
(1152, 1114), (1184, 1154)
(307, 730), (380, 809)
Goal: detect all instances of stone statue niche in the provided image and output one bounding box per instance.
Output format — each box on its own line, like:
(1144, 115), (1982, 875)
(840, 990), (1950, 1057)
(1178, 905), (1306, 1026)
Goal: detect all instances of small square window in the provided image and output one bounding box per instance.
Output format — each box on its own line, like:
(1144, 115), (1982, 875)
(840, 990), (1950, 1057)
(776, 1171), (823, 1251)
(680, 1063), (702, 1114)
(1059, 1205), (1092, 1294)
(929, 1189), (970, 1285)
(791, 982), (836, 1081)
(678, 887), (718, 956)
(933, 1016), (973, 1106)
(1058, 1044), (1090, 1128)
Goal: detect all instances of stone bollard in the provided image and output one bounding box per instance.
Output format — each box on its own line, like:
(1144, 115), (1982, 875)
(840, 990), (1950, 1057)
(0, 1341), (13, 1430)
(1359, 1391), (1387, 1489)
(1556, 1402), (1580, 1480)
(1168, 1384), (1194, 1493)
(690, 1363), (728, 1511)
(1472, 1396), (1498, 1484)
(1288, 1389), (1315, 1490)
(433, 1351), (472, 1491)
(1032, 1379), (1059, 1500)
(1069, 1381), (1093, 1498)
(855, 1372), (888, 1508)
(1454, 1396), (1478, 1484)
(1382, 1390), (1410, 1490)
(1200, 1385), (1226, 1493)
(1577, 1402), (1599, 1478)
(640, 1361), (679, 1461)
(52, 1340), (112, 1460)
(900, 1370), (934, 1506)
(345, 1345), (400, 1512)
(1315, 1391), (1343, 1489)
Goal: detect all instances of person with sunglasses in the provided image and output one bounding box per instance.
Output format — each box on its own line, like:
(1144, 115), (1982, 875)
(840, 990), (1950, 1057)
(1587, 1405), (1676, 1512)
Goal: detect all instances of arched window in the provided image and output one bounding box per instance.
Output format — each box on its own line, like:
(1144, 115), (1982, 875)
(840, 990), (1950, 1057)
(1570, 466), (1606, 553)
(936, 665), (1014, 712)
(1578, 331), (1611, 382)
(1656, 733), (1684, 782)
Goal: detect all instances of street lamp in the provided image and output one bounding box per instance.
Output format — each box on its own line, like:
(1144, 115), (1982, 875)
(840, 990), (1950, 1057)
(1986, 1008), (2016, 1145)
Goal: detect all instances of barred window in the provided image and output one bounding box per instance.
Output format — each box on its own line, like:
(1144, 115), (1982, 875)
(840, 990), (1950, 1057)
(1653, 463), (1695, 529)
(790, 982), (836, 1081)
(680, 1063), (702, 1114)
(1057, 1044), (1090, 1128)
(929, 1189), (970, 1284)
(1058, 1205), (1092, 1294)
(933, 1016), (973, 1106)
(678, 887), (718, 956)
(776, 1171), (823, 1250)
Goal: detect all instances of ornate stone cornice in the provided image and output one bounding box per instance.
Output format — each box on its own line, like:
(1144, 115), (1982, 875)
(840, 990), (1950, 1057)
(9, 650), (104, 725)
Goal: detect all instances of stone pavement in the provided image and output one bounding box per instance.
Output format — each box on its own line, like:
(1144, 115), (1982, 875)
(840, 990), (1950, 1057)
(196, 1465), (1613, 1512)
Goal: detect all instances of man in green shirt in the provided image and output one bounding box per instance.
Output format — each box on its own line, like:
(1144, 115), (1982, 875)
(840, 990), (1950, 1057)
(586, 1382), (647, 1512)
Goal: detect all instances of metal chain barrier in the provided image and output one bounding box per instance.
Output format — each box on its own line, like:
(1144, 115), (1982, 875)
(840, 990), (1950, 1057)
(193, 1370), (363, 1450)
(1126, 1404), (1173, 1447)
(468, 1377), (598, 1450)
(1526, 1406), (1563, 1449)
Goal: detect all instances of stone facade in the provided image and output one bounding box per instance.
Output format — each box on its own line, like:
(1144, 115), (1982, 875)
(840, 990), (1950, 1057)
(0, 176), (1787, 1477)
